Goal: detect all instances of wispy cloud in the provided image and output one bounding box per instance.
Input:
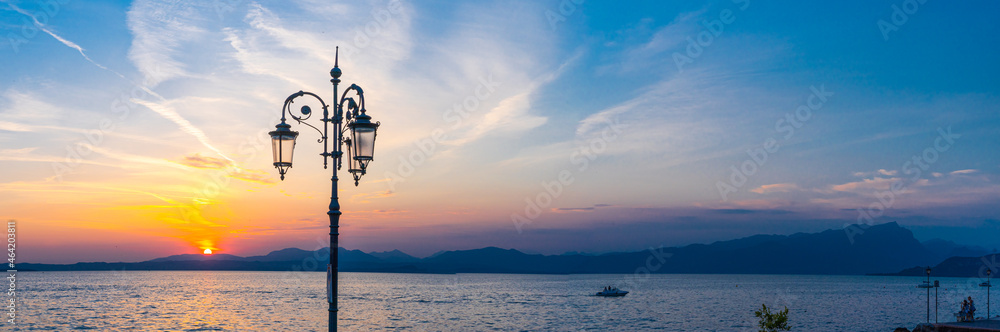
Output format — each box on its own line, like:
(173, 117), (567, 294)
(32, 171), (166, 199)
(0, 121), (31, 132)
(0, 147), (120, 169)
(4, 1), (118, 75)
(228, 169), (276, 185)
(852, 169), (898, 177)
(177, 153), (231, 169)
(87, 145), (188, 170)
(4, 1), (236, 170)
(603, 10), (704, 74)
(0, 147), (36, 154)
(551, 204), (613, 213)
(7, 0), (1000, 261)
(125, 0), (207, 85)
(447, 51), (582, 147)
(575, 68), (742, 162)
(132, 100), (234, 163)
(351, 190), (395, 204)
(174, 153), (275, 184)
(751, 183), (800, 194)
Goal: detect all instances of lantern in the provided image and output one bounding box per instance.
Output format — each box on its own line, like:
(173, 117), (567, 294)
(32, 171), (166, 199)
(269, 121), (298, 180)
(348, 110), (379, 172)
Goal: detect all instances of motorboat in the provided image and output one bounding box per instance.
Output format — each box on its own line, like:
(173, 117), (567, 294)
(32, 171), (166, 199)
(596, 287), (628, 297)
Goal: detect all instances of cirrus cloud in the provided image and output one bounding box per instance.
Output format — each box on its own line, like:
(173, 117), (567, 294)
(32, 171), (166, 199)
(751, 183), (800, 194)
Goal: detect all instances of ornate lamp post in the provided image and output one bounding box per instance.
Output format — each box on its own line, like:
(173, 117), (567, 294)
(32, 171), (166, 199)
(268, 47), (380, 332)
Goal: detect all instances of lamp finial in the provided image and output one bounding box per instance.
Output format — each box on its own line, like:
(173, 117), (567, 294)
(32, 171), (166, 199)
(330, 46), (342, 79)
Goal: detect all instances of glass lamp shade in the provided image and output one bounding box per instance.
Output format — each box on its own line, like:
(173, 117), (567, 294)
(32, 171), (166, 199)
(349, 111), (379, 170)
(269, 121), (298, 180)
(347, 142), (364, 174)
(346, 142), (364, 186)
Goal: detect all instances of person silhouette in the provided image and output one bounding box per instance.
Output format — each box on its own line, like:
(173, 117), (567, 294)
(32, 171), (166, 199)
(969, 296), (977, 321)
(961, 299), (969, 322)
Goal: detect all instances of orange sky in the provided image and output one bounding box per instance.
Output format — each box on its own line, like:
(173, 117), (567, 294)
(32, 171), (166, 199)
(5, 0), (1000, 264)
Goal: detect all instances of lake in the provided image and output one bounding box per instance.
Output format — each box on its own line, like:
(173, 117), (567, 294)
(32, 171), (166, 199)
(12, 271), (992, 331)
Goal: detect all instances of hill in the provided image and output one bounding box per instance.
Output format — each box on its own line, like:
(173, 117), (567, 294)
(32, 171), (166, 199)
(19, 222), (949, 275)
(881, 254), (999, 277)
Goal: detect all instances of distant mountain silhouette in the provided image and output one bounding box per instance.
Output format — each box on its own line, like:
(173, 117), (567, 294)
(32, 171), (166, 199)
(19, 222), (957, 275)
(419, 247), (592, 273)
(368, 249), (419, 263)
(646, 221), (934, 275)
(21, 247), (386, 272)
(148, 253), (247, 262)
(245, 247), (316, 262)
(881, 253), (1000, 277)
(921, 238), (991, 263)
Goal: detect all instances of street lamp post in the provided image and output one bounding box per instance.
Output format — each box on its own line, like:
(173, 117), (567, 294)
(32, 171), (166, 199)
(916, 267), (938, 323)
(268, 47), (380, 332)
(925, 267), (931, 323)
(934, 280), (941, 324)
(983, 269), (993, 320)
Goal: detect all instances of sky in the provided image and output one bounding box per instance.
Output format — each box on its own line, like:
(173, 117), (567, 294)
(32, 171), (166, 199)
(1, 0), (999, 264)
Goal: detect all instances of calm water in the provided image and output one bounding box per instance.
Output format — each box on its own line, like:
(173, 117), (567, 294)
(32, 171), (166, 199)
(12, 271), (993, 331)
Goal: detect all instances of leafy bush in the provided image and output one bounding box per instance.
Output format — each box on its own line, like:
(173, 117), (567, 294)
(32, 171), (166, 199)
(754, 303), (790, 332)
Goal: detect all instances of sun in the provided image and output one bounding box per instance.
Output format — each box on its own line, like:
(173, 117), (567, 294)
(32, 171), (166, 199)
(203, 248), (213, 255)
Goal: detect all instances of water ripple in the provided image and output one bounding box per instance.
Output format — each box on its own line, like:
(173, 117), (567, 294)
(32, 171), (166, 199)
(16, 272), (944, 331)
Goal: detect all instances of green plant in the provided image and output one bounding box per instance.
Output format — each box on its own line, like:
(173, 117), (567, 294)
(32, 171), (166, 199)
(754, 303), (790, 332)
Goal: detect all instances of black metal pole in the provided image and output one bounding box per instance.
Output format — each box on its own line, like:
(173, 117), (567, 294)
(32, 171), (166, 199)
(935, 283), (938, 323)
(328, 174), (340, 332)
(927, 271), (930, 323)
(327, 48), (343, 332)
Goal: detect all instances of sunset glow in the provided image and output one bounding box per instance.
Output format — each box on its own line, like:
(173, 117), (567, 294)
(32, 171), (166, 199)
(2, 0), (999, 265)
(8, 1), (1000, 331)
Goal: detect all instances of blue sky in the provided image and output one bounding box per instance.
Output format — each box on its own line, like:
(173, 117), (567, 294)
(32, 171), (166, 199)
(1, 0), (999, 263)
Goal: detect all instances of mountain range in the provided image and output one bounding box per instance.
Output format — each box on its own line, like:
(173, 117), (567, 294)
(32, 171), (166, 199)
(19, 222), (995, 276)
(881, 254), (1000, 278)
